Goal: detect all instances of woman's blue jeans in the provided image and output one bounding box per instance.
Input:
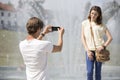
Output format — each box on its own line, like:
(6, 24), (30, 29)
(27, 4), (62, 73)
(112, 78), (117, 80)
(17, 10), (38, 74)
(86, 51), (102, 80)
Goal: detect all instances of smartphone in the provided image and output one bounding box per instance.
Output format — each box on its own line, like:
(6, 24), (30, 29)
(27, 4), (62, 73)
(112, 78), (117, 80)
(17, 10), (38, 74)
(52, 26), (60, 31)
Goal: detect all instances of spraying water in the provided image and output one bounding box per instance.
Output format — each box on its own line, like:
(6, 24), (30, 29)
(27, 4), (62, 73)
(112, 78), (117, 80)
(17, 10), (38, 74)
(0, 0), (120, 80)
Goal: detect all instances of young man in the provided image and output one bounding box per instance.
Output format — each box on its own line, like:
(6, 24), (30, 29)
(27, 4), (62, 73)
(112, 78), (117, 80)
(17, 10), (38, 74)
(19, 17), (64, 80)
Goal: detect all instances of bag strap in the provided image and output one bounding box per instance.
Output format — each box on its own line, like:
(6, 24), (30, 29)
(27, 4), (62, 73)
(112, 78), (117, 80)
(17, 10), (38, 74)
(89, 21), (97, 50)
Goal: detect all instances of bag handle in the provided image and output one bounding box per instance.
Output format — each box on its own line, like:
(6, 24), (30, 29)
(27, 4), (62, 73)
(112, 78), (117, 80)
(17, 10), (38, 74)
(89, 21), (97, 50)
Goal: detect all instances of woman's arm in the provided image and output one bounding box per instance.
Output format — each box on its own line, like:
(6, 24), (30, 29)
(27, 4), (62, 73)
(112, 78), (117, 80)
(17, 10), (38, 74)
(81, 25), (94, 60)
(103, 29), (113, 47)
(81, 25), (89, 52)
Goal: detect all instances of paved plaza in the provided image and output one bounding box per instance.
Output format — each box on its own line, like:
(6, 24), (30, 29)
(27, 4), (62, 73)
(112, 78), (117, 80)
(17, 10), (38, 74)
(0, 64), (120, 80)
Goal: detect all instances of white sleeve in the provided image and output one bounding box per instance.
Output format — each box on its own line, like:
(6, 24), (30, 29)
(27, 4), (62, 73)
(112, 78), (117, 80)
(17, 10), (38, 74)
(103, 24), (108, 32)
(45, 41), (53, 53)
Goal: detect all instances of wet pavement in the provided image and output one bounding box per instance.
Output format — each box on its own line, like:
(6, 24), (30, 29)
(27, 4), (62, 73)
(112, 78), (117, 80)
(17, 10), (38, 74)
(0, 65), (120, 80)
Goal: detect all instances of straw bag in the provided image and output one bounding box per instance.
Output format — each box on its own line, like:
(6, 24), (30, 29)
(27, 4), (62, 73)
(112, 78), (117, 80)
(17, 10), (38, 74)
(95, 49), (110, 62)
(90, 22), (110, 62)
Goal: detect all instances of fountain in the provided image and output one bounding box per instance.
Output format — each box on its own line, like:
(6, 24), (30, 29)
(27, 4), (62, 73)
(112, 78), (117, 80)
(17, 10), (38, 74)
(0, 0), (120, 80)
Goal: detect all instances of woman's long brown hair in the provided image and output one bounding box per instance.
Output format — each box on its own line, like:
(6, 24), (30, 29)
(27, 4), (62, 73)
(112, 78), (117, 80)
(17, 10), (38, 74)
(88, 6), (102, 25)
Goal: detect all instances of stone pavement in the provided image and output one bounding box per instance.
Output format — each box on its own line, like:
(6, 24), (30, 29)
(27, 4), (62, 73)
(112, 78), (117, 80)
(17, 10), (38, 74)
(0, 65), (120, 80)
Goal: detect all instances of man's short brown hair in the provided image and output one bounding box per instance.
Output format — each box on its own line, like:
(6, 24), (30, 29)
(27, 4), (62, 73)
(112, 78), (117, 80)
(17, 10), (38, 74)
(26, 17), (44, 34)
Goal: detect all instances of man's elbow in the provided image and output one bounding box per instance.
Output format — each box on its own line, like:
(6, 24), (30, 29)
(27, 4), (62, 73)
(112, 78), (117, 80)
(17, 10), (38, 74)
(110, 37), (113, 42)
(59, 47), (62, 52)
(52, 46), (62, 53)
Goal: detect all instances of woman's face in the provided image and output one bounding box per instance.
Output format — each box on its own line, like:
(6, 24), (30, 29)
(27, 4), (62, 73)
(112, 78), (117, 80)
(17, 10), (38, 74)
(90, 10), (99, 21)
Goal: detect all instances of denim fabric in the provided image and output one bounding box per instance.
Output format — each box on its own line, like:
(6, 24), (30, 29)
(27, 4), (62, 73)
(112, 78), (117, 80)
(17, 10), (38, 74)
(86, 51), (102, 80)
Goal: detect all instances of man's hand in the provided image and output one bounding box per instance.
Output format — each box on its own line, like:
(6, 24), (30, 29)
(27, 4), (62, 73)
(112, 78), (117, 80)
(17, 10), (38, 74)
(42, 25), (53, 34)
(58, 27), (64, 36)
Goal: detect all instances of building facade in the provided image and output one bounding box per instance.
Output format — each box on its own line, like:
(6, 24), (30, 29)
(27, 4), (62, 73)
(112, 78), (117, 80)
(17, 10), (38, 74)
(0, 2), (17, 31)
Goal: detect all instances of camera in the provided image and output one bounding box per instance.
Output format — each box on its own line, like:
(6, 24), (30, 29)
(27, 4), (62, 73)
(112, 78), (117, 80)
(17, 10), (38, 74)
(52, 26), (60, 31)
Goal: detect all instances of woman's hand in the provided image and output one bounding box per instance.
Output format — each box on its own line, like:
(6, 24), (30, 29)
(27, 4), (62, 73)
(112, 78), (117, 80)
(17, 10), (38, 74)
(87, 50), (94, 60)
(97, 46), (104, 52)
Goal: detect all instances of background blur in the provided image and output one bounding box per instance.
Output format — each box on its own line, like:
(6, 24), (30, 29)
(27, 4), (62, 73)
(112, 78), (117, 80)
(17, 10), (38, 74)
(0, 0), (120, 80)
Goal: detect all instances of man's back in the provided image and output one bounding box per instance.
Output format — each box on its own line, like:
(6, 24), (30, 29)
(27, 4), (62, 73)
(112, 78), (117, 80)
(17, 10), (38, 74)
(19, 39), (53, 80)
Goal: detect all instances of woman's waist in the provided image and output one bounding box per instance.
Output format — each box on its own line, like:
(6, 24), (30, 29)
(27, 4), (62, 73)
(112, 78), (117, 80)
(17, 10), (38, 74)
(88, 45), (103, 50)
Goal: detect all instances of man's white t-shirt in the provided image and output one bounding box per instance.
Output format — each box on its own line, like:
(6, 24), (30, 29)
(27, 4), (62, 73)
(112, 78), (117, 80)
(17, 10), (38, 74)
(19, 39), (53, 80)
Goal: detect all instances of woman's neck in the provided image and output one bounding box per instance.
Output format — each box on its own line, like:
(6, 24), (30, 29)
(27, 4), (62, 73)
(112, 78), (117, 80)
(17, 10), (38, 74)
(90, 19), (96, 22)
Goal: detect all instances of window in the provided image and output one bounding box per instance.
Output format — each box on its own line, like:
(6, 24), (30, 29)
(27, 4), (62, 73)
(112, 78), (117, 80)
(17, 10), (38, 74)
(1, 20), (5, 28)
(1, 12), (4, 16)
(1, 20), (4, 24)
(14, 21), (17, 26)
(8, 21), (11, 26)
(8, 13), (11, 17)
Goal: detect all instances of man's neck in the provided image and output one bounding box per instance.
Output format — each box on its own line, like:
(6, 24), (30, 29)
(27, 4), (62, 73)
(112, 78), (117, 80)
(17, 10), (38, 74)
(26, 35), (36, 40)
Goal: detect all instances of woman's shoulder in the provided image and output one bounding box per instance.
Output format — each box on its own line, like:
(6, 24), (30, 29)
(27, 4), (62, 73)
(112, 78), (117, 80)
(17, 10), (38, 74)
(82, 19), (89, 26)
(82, 19), (89, 24)
(100, 23), (107, 28)
(98, 23), (108, 31)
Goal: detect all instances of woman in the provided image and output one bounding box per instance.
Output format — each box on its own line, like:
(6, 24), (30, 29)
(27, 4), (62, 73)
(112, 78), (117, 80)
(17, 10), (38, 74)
(81, 6), (112, 80)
